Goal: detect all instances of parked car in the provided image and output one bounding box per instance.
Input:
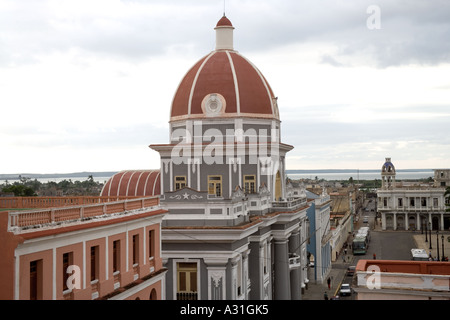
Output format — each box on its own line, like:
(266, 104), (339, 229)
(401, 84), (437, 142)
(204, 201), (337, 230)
(363, 216), (369, 223)
(339, 283), (352, 296)
(347, 265), (356, 276)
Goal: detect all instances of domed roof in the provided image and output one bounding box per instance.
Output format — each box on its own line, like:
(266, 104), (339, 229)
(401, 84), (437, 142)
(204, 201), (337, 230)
(170, 16), (279, 122)
(100, 170), (160, 197)
(216, 15), (233, 27)
(381, 158), (396, 174)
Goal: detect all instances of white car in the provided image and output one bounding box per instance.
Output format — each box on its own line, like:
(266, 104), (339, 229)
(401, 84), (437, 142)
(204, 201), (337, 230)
(339, 283), (352, 296)
(363, 216), (369, 223)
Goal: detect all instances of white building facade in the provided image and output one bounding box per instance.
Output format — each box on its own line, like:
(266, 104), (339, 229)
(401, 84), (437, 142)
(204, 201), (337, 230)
(377, 158), (450, 231)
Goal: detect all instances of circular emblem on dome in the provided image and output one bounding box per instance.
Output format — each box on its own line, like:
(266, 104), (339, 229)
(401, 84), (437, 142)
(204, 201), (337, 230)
(201, 93), (226, 116)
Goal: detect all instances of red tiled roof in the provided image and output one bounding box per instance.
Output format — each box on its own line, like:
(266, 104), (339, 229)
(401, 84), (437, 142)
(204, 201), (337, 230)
(100, 170), (160, 197)
(170, 51), (278, 122)
(216, 15), (233, 27)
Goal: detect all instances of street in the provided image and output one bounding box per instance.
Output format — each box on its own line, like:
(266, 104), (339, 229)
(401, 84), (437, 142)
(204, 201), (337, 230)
(305, 198), (450, 300)
(337, 201), (419, 300)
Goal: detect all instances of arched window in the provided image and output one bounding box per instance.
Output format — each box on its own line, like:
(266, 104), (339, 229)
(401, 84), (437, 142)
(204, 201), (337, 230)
(150, 288), (157, 300)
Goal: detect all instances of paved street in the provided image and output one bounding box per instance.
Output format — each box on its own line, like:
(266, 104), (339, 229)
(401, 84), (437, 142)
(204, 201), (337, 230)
(302, 205), (450, 300)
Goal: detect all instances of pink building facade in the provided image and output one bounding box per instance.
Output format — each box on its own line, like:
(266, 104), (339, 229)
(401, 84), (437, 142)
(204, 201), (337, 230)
(0, 197), (167, 300)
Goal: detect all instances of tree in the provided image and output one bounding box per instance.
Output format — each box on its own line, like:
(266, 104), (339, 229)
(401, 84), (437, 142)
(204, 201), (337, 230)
(445, 186), (450, 212)
(2, 184), (36, 196)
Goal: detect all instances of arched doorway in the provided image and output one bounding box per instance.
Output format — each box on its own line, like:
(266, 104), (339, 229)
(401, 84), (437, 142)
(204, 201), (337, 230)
(149, 288), (157, 300)
(275, 171), (282, 200)
(386, 215), (393, 230)
(397, 216), (404, 230)
(408, 216), (416, 230)
(432, 216), (440, 230)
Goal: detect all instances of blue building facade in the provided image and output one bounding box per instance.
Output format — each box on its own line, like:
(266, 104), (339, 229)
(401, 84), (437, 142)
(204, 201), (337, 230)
(306, 189), (332, 284)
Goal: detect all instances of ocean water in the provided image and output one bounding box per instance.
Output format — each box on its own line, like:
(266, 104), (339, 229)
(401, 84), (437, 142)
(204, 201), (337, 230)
(1, 170), (435, 185)
(286, 170), (435, 181)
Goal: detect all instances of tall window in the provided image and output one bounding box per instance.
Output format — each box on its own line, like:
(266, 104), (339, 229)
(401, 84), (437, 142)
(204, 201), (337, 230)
(30, 260), (42, 300)
(175, 176), (186, 190)
(113, 240), (120, 273)
(263, 244), (268, 275)
(148, 229), (155, 259)
(237, 257), (243, 296)
(62, 252), (73, 291)
(421, 197), (427, 207)
(177, 262), (198, 300)
(132, 235), (139, 265)
(398, 198), (403, 207)
(244, 175), (256, 194)
(90, 246), (99, 282)
(208, 175), (222, 197)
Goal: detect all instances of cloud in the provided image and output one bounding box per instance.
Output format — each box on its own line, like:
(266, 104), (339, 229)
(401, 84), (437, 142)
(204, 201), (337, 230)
(320, 54), (347, 67)
(1, 1), (450, 173)
(2, 0), (449, 68)
(230, 0), (450, 68)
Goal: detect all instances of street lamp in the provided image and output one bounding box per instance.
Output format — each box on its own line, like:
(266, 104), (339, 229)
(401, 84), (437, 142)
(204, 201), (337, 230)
(429, 222), (432, 250)
(436, 231), (440, 261)
(442, 235), (445, 261)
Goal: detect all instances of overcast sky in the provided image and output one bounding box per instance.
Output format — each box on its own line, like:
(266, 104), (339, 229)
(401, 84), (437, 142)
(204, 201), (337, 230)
(1, 0), (449, 174)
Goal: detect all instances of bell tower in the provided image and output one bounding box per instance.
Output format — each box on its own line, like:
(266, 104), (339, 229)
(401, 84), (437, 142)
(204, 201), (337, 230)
(381, 157), (396, 189)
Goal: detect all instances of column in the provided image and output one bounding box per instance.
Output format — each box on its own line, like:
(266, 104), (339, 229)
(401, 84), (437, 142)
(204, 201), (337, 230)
(428, 213), (432, 230)
(416, 213), (420, 231)
(382, 212), (386, 231)
(207, 266), (226, 300)
(441, 213), (444, 231)
(204, 257), (229, 300)
(242, 249), (250, 300)
(288, 231), (301, 300)
(405, 214), (408, 230)
(273, 238), (291, 300)
(393, 213), (397, 230)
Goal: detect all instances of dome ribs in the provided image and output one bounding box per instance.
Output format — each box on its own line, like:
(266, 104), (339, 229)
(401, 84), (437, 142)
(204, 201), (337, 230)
(230, 52), (274, 116)
(190, 51), (237, 115)
(171, 55), (208, 118)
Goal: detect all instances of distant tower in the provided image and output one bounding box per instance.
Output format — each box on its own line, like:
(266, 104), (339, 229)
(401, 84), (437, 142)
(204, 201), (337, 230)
(381, 157), (396, 189)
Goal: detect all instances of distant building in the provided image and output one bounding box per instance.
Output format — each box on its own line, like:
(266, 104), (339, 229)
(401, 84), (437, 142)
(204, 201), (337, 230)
(377, 158), (450, 231)
(354, 259), (450, 300)
(0, 197), (167, 300)
(305, 186), (332, 284)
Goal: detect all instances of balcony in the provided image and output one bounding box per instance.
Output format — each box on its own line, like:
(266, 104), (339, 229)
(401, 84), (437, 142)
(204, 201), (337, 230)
(378, 205), (446, 212)
(289, 253), (301, 270)
(7, 196), (160, 233)
(272, 197), (307, 211)
(177, 292), (198, 300)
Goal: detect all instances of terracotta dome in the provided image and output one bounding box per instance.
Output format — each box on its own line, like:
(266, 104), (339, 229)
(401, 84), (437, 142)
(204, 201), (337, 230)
(100, 170), (160, 197)
(216, 15), (233, 27)
(170, 16), (280, 122)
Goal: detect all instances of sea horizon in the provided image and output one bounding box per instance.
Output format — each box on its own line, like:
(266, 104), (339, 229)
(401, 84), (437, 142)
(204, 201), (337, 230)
(0, 168), (436, 184)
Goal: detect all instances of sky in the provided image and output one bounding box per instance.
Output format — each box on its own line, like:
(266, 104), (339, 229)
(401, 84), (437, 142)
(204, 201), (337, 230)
(1, 0), (450, 174)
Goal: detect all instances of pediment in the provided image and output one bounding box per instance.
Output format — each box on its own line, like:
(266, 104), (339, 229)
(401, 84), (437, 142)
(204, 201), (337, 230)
(164, 187), (207, 202)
